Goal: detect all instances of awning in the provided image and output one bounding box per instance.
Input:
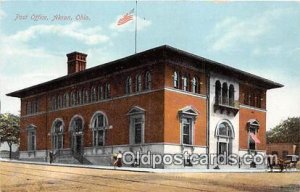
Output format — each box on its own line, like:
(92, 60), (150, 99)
(250, 132), (261, 144)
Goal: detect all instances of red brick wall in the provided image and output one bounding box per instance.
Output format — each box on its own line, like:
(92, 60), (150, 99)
(164, 90), (207, 146)
(239, 107), (266, 150)
(20, 62), (166, 151)
(266, 143), (296, 158)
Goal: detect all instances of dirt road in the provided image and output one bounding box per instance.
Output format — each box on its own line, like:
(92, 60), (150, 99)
(0, 161), (299, 192)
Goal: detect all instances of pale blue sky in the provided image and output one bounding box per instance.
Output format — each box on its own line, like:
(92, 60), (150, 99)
(0, 1), (299, 129)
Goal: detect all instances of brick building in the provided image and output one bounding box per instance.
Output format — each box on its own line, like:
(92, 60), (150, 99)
(267, 143), (300, 159)
(7, 45), (283, 168)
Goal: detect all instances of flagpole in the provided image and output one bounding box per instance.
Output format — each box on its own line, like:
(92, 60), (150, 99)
(135, 0), (138, 54)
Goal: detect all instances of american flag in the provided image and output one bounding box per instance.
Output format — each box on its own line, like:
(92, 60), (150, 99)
(117, 9), (134, 26)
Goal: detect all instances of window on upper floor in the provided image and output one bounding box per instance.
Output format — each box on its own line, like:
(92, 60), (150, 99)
(98, 85), (103, 100)
(91, 87), (97, 102)
(105, 83), (111, 99)
(126, 76), (132, 94)
(145, 71), (151, 90)
(229, 84), (235, 107)
(182, 75), (189, 91)
(192, 77), (200, 94)
(136, 74), (142, 92)
(173, 71), (179, 88)
(51, 96), (57, 110)
(63, 93), (69, 108)
(71, 91), (76, 106)
(83, 89), (89, 104)
(215, 80), (221, 104)
(77, 89), (82, 105)
(222, 82), (228, 105)
(58, 95), (63, 109)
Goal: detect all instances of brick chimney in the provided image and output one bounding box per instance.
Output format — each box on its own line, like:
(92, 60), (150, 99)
(66, 52), (87, 75)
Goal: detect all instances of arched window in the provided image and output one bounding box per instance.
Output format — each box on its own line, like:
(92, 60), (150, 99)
(83, 89), (89, 104)
(136, 74), (142, 92)
(126, 76), (132, 94)
(51, 96), (56, 110)
(105, 83), (111, 99)
(27, 101), (31, 114)
(173, 71), (179, 88)
(257, 94), (262, 108)
(215, 81), (221, 104)
(192, 77), (199, 94)
(222, 82), (228, 105)
(182, 75), (189, 91)
(77, 89), (82, 105)
(216, 122), (234, 138)
(229, 84), (234, 107)
(91, 87), (97, 102)
(52, 119), (64, 150)
(250, 93), (255, 107)
(98, 85), (103, 100)
(145, 71), (151, 90)
(90, 112), (108, 146)
(71, 91), (76, 106)
(58, 95), (63, 109)
(63, 93), (69, 108)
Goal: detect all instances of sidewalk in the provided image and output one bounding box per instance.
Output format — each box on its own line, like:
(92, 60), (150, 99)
(1, 158), (298, 173)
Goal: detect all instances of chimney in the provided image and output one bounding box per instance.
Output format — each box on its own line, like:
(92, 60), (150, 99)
(66, 52), (87, 75)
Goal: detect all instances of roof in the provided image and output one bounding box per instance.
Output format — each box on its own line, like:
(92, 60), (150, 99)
(7, 45), (283, 98)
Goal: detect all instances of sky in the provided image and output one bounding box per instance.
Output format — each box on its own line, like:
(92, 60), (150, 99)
(0, 0), (299, 130)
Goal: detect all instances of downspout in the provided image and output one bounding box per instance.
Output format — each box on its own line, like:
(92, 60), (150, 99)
(206, 70), (210, 169)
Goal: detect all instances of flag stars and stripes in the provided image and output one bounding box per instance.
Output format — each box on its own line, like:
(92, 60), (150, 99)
(117, 8), (134, 26)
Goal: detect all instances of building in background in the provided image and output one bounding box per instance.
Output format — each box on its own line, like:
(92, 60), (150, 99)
(7, 45), (283, 168)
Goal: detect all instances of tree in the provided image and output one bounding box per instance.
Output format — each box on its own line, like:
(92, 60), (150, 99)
(0, 113), (20, 159)
(267, 117), (300, 144)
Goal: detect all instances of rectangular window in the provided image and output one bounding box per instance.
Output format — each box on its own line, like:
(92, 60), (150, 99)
(28, 130), (36, 151)
(134, 118), (142, 144)
(249, 127), (256, 150)
(182, 118), (192, 145)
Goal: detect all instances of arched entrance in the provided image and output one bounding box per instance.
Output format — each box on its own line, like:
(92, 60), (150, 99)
(51, 118), (64, 151)
(69, 116), (84, 154)
(215, 120), (235, 164)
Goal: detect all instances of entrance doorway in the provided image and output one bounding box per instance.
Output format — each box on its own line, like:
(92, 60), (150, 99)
(215, 120), (235, 164)
(70, 116), (84, 155)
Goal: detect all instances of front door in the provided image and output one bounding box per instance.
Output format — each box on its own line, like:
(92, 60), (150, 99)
(73, 135), (82, 154)
(218, 142), (228, 164)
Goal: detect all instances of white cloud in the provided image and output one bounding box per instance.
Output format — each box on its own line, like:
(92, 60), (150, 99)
(10, 22), (109, 45)
(208, 8), (293, 51)
(0, 7), (5, 20)
(109, 16), (151, 32)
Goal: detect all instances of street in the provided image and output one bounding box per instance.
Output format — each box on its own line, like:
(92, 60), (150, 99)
(0, 161), (299, 192)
